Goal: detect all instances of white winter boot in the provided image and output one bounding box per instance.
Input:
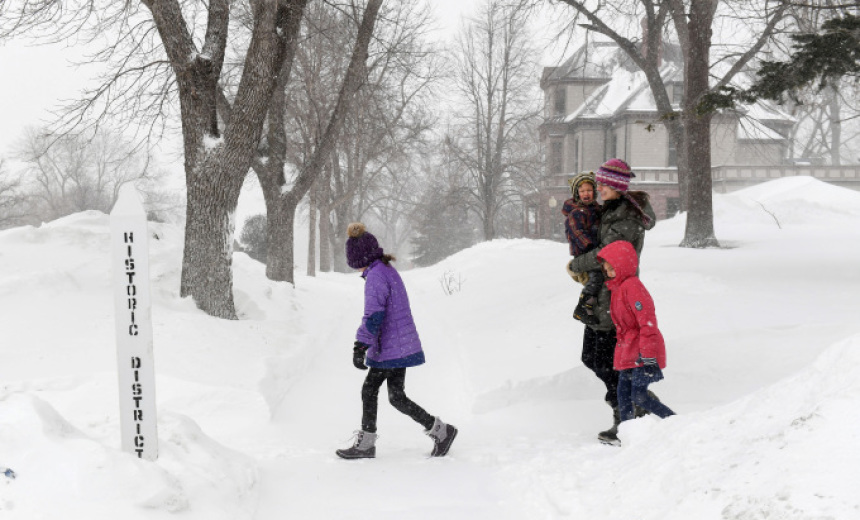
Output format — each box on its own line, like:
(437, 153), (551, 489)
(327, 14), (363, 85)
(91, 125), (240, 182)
(336, 430), (377, 459)
(426, 417), (458, 457)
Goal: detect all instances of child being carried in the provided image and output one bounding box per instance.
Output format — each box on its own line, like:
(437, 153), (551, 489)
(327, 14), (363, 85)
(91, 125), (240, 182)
(562, 172), (603, 325)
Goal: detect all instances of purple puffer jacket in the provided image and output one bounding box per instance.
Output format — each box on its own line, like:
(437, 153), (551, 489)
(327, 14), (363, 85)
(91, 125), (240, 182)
(356, 260), (425, 368)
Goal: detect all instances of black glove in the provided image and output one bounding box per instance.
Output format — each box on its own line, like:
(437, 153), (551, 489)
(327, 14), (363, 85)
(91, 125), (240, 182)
(353, 342), (369, 370)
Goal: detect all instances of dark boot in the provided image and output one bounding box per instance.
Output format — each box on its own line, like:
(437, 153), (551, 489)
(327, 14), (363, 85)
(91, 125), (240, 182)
(426, 417), (458, 457)
(597, 406), (621, 445)
(336, 430), (377, 459)
(573, 294), (599, 325)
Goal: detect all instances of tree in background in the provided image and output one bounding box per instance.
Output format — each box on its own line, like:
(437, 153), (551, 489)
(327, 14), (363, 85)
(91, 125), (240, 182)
(706, 9), (860, 165)
(668, 0), (788, 248)
(553, 0), (787, 248)
(240, 214), (268, 263)
(411, 185), (476, 267)
(14, 127), (164, 221)
(292, 2), (438, 275)
(1, 0), (309, 319)
(556, 0), (688, 210)
(742, 13), (860, 104)
(0, 159), (26, 229)
(449, 0), (542, 241)
(410, 139), (478, 266)
(243, 0), (382, 284)
(772, 6), (860, 166)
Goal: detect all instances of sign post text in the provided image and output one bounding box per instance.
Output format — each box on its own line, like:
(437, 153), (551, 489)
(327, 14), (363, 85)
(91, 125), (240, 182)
(110, 185), (159, 461)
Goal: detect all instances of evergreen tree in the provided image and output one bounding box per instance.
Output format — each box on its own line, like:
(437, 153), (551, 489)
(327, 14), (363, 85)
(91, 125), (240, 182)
(703, 14), (860, 111)
(240, 214), (268, 263)
(411, 188), (475, 267)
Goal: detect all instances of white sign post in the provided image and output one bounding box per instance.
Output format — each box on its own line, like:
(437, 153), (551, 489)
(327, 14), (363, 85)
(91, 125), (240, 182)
(110, 184), (159, 461)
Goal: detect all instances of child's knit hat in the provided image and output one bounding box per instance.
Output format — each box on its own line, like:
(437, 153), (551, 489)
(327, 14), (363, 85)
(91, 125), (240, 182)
(345, 222), (384, 269)
(595, 158), (635, 192)
(568, 171), (596, 201)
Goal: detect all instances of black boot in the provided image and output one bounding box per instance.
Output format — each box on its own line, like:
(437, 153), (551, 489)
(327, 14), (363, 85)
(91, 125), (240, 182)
(336, 430), (377, 459)
(426, 417), (458, 457)
(597, 406), (621, 445)
(573, 294), (599, 325)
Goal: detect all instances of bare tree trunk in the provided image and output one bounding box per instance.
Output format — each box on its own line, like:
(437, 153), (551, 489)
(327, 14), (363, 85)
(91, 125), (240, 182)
(307, 179), (318, 277)
(450, 1), (538, 242)
(483, 199), (496, 240)
(258, 0), (382, 283)
(2, 0), (307, 317)
(828, 86), (842, 165)
(318, 207), (333, 272)
(317, 160), (334, 272)
(679, 0), (719, 248)
(265, 191), (297, 280)
(182, 168), (244, 317)
(156, 0), (306, 318)
(671, 122), (690, 212)
(331, 203), (349, 272)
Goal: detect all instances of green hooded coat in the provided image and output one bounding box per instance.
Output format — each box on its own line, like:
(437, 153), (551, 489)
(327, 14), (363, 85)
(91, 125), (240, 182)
(568, 191), (657, 331)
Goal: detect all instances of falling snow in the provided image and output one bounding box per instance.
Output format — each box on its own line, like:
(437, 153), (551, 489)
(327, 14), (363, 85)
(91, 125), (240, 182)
(1, 177), (859, 519)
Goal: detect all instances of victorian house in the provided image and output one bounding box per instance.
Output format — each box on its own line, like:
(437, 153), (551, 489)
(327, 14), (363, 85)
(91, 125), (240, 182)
(529, 39), (798, 239)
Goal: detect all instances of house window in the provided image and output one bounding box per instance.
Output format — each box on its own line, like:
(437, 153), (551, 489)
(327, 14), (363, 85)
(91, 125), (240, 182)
(550, 140), (564, 174)
(609, 131), (617, 159)
(554, 86), (566, 116)
(672, 83), (684, 105)
(667, 136), (677, 167)
(572, 136), (579, 173)
(525, 204), (538, 236)
(552, 215), (564, 239)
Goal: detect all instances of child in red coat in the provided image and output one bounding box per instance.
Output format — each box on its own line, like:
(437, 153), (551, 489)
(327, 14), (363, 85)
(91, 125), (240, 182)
(597, 240), (675, 428)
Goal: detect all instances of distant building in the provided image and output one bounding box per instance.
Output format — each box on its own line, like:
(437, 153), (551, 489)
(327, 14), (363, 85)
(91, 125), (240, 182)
(527, 39), (860, 240)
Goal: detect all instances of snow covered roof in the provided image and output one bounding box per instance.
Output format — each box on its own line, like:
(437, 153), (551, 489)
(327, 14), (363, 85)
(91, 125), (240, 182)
(563, 63), (680, 121)
(737, 116), (787, 141)
(554, 42), (793, 129)
(563, 83), (610, 122)
(742, 99), (796, 124)
(593, 69), (647, 115)
(545, 41), (628, 82)
(626, 64), (682, 112)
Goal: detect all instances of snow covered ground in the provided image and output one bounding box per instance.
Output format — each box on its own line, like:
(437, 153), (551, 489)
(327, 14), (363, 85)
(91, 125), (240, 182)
(1, 176), (859, 519)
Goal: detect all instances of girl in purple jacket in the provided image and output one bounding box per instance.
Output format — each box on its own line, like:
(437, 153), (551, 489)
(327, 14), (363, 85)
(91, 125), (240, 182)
(336, 222), (458, 460)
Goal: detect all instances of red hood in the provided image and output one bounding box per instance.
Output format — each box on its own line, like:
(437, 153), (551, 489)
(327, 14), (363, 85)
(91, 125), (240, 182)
(597, 240), (639, 287)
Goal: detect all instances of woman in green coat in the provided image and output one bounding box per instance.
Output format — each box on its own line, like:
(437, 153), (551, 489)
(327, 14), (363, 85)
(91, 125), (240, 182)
(567, 158), (656, 444)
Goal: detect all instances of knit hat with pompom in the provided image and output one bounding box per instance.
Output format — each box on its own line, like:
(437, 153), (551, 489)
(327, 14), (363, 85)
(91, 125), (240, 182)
(595, 158), (635, 193)
(345, 222), (384, 269)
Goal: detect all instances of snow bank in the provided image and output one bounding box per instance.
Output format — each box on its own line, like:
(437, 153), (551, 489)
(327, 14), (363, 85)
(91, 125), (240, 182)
(0, 393), (257, 519)
(501, 334), (860, 520)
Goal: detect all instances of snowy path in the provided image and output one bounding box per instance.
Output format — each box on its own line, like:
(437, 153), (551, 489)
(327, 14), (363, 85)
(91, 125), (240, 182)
(249, 274), (525, 519)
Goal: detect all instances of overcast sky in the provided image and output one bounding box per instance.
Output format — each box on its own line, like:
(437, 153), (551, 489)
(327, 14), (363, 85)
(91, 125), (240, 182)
(0, 0), (563, 161)
(0, 40), (89, 157)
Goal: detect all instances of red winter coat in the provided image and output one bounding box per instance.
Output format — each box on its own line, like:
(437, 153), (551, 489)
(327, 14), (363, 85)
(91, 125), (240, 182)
(597, 240), (667, 371)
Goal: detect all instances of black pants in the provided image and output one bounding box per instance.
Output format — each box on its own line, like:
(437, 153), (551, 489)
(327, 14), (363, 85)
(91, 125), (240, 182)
(581, 326), (619, 408)
(361, 367), (435, 433)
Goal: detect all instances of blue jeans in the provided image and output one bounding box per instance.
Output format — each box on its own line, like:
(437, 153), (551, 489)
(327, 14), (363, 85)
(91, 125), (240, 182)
(617, 367), (675, 422)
